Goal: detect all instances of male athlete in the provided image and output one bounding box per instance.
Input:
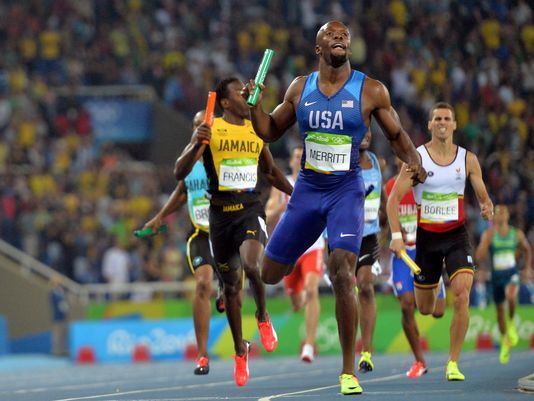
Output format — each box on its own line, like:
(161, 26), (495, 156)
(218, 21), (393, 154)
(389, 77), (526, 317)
(244, 21), (426, 395)
(388, 102), (494, 381)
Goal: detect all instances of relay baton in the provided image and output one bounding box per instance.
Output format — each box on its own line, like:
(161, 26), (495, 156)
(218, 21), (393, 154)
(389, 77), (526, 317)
(134, 223), (168, 238)
(202, 91), (217, 144)
(399, 249), (421, 275)
(246, 49), (274, 106)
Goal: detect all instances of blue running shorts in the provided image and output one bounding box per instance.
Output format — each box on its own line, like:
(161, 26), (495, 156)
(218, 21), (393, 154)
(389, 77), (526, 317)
(266, 169), (365, 265)
(390, 247), (446, 299)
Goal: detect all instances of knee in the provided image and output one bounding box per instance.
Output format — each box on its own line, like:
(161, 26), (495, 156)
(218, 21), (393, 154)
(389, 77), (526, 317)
(195, 278), (212, 298)
(330, 269), (353, 293)
(223, 281), (240, 299)
(400, 303), (415, 319)
(357, 282), (374, 301)
(417, 303), (434, 316)
(261, 268), (279, 285)
(453, 290), (470, 310)
(304, 285), (319, 303)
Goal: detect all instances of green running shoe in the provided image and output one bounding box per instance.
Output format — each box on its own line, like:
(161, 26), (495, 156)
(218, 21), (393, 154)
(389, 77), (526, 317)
(499, 337), (510, 365)
(446, 360), (465, 381)
(358, 351), (374, 373)
(507, 322), (519, 347)
(339, 373), (363, 395)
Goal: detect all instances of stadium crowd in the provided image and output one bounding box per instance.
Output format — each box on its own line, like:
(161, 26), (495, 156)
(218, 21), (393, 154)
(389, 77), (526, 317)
(0, 0), (532, 301)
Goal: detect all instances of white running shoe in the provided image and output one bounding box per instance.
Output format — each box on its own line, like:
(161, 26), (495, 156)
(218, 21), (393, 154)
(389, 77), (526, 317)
(301, 343), (314, 363)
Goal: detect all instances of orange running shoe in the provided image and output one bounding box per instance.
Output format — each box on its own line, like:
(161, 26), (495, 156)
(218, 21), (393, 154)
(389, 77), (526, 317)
(257, 316), (278, 352)
(406, 361), (427, 378)
(194, 356), (209, 375)
(234, 342), (250, 386)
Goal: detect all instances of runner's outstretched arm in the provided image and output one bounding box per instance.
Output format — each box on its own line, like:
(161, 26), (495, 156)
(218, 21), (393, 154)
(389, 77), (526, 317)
(466, 151), (493, 221)
(259, 145), (293, 196)
(174, 124), (211, 180)
(244, 77), (304, 142)
(368, 81), (425, 185)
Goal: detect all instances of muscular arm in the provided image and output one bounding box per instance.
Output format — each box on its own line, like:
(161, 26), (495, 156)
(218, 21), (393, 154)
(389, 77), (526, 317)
(379, 183), (388, 228)
(365, 80), (426, 184)
(386, 165), (413, 254)
(259, 145), (293, 195)
(475, 229), (493, 265)
(466, 151), (494, 220)
(246, 77), (305, 142)
(144, 181), (187, 231)
(174, 124), (211, 181)
(265, 186), (287, 234)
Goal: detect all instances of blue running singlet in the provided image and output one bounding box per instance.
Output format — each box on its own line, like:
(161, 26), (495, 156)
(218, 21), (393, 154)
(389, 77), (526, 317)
(266, 70), (369, 264)
(184, 161), (210, 232)
(362, 151), (382, 237)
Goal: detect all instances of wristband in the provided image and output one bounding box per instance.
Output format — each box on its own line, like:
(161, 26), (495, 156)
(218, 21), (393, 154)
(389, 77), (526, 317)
(391, 232), (403, 240)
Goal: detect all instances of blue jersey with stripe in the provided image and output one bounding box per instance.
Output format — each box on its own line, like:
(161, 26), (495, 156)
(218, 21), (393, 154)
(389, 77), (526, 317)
(184, 161), (210, 231)
(362, 151), (382, 236)
(296, 70), (368, 176)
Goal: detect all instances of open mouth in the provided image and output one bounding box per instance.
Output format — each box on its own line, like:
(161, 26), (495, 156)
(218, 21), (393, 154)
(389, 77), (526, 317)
(332, 43), (346, 49)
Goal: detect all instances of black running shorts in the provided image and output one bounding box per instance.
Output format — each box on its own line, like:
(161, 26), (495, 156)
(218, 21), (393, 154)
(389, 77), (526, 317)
(209, 200), (267, 272)
(186, 228), (215, 273)
(414, 225), (475, 288)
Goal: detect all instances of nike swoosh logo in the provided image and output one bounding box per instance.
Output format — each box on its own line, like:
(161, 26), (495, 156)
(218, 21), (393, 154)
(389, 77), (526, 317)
(359, 254), (370, 262)
(340, 233), (356, 238)
(304, 101), (317, 106)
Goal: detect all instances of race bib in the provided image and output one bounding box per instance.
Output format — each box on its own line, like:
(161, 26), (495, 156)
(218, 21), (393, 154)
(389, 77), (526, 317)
(304, 132), (351, 173)
(399, 214), (417, 243)
(191, 197), (209, 228)
(420, 192), (458, 223)
(364, 191), (380, 222)
(492, 251), (515, 271)
(219, 157), (257, 190)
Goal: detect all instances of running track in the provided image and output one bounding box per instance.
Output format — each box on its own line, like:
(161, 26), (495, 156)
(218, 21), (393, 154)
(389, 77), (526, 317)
(0, 351), (532, 400)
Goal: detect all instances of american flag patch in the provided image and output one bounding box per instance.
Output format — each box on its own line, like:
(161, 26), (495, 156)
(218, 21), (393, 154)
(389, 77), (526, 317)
(342, 100), (353, 108)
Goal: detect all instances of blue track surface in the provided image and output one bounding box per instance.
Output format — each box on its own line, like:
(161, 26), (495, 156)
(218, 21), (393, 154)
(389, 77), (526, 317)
(0, 351), (532, 400)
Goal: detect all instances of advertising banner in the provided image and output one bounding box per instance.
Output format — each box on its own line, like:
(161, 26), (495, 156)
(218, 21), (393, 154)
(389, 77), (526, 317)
(84, 100), (152, 143)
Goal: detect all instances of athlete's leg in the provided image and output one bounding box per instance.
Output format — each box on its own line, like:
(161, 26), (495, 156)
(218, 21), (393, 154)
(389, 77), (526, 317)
(219, 257), (247, 356)
(433, 282), (446, 318)
(193, 264), (213, 358)
(399, 291), (426, 364)
(506, 282), (518, 321)
(496, 301), (506, 335)
(240, 239), (268, 320)
(505, 278), (519, 347)
(303, 270), (321, 346)
(284, 261), (304, 311)
(415, 286), (439, 315)
(356, 264), (376, 354)
(449, 272), (473, 363)
(328, 248), (358, 375)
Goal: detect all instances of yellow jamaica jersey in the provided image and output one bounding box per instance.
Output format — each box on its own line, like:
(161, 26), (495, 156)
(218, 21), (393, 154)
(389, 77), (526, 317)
(203, 117), (263, 196)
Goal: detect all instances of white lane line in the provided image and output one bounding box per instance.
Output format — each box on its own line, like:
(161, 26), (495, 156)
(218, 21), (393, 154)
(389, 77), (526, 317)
(50, 368), (328, 401)
(257, 372), (407, 401)
(257, 352), (511, 401)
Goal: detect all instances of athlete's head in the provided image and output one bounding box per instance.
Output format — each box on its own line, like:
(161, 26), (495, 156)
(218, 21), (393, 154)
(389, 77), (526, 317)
(192, 110), (206, 130)
(428, 102), (457, 140)
(289, 145), (303, 176)
(494, 204), (510, 226)
(215, 77), (249, 119)
(359, 130), (371, 151)
(316, 21), (351, 68)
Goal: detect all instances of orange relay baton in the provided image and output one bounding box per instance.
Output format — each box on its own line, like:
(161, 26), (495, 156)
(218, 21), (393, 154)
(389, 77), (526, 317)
(399, 249), (422, 275)
(202, 91), (217, 144)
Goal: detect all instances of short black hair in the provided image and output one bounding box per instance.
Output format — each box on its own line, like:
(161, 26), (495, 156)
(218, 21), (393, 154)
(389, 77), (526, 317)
(215, 77), (241, 109)
(428, 102), (455, 121)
